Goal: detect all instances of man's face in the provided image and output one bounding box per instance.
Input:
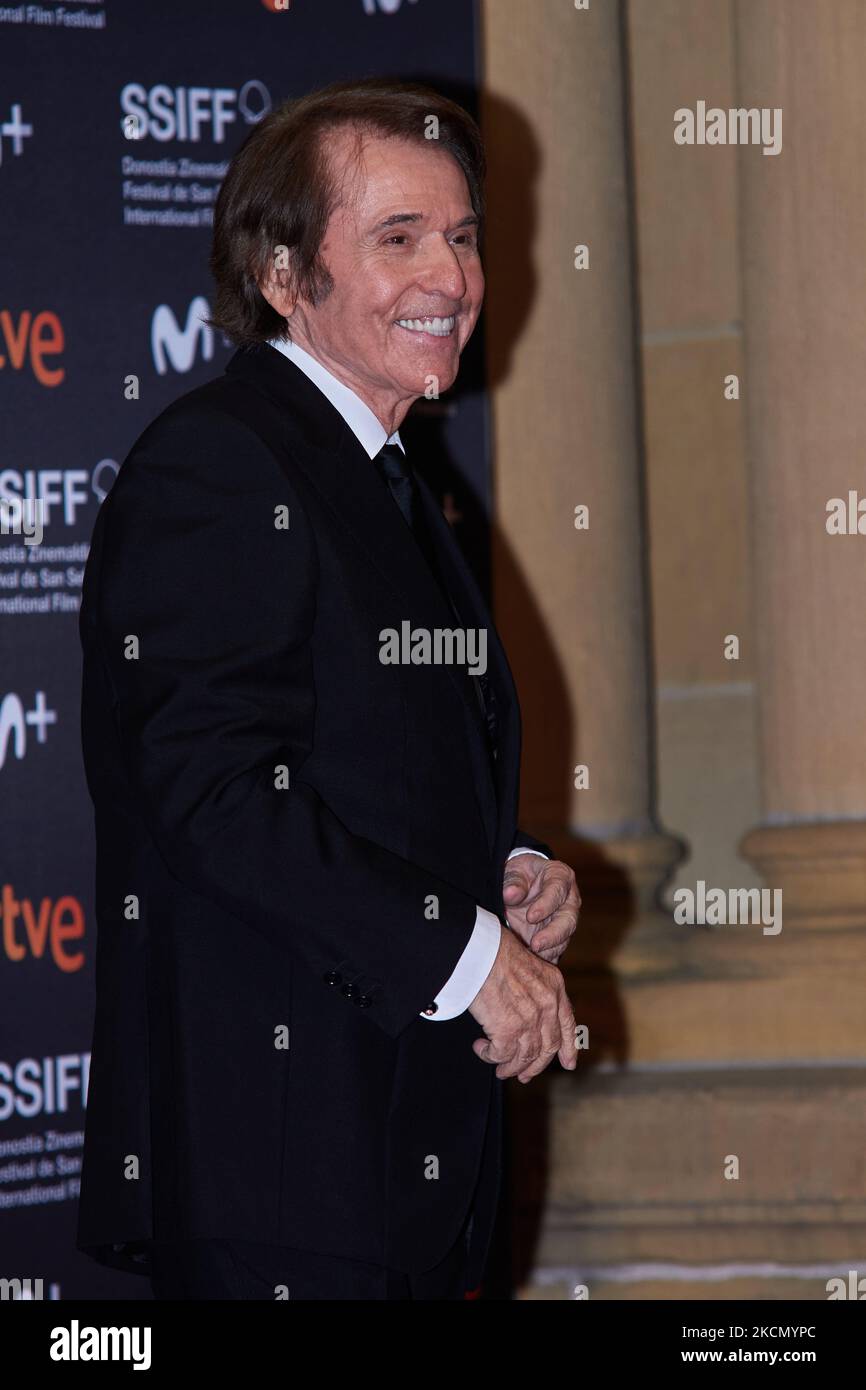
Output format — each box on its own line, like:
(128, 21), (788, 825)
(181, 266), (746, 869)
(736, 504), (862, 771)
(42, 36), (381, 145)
(263, 127), (484, 428)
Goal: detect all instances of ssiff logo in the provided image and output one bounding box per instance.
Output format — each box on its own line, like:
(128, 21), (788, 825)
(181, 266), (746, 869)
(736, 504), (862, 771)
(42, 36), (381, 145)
(120, 81), (270, 143)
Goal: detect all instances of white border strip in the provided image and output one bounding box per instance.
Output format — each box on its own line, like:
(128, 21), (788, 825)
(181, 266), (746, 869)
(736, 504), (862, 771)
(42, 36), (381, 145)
(531, 1260), (866, 1286)
(591, 1058), (866, 1072)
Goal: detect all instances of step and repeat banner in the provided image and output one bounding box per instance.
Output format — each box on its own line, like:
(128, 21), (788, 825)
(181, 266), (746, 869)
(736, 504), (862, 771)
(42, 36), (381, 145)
(0, 0), (488, 1299)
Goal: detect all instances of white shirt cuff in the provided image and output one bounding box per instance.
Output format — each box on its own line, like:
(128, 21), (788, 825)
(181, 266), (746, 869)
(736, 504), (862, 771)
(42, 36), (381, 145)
(418, 850), (549, 1022)
(419, 907), (501, 1021)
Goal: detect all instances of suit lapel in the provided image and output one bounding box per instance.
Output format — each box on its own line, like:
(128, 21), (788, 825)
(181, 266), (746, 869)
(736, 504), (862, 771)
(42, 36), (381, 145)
(414, 472), (521, 856)
(225, 345), (514, 855)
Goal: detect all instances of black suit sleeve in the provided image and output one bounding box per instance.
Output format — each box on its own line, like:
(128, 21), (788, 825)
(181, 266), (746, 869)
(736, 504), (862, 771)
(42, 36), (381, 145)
(509, 828), (554, 861)
(85, 403), (478, 1038)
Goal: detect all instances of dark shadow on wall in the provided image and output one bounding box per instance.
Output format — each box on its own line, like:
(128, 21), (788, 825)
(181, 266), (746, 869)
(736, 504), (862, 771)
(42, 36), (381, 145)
(392, 72), (651, 1299)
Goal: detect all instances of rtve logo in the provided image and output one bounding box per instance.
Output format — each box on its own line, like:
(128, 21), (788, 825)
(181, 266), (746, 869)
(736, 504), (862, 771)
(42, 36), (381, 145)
(0, 309), (64, 386)
(120, 80), (271, 143)
(0, 690), (58, 771)
(1, 883), (85, 972)
(0, 103), (33, 167)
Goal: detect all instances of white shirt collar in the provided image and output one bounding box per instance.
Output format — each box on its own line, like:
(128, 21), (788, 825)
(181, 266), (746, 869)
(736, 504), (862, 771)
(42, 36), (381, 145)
(267, 336), (405, 458)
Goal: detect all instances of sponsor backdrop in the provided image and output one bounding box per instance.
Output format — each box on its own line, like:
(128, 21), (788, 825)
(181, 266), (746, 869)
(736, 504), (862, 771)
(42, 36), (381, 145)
(1, 0), (488, 1299)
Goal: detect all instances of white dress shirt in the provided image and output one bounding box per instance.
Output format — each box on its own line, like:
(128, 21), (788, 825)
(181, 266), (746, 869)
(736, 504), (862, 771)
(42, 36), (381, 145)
(267, 335), (548, 1019)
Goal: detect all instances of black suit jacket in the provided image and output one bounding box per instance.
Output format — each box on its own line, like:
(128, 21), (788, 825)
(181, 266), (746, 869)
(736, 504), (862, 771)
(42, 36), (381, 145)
(76, 342), (551, 1285)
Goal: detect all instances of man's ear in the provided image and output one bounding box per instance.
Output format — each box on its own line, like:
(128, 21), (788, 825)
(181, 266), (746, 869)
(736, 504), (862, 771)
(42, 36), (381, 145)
(257, 254), (297, 319)
(258, 277), (296, 320)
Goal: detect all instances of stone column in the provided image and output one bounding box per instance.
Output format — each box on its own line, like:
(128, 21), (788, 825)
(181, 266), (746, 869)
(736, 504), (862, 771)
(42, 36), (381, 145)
(479, 0), (680, 924)
(736, 0), (866, 953)
(478, 0), (866, 1300)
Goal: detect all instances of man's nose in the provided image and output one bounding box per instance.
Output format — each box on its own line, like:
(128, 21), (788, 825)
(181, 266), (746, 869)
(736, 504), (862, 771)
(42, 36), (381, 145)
(416, 234), (469, 297)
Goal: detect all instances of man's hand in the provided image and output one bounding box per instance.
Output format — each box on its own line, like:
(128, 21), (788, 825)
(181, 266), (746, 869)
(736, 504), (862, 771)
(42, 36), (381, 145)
(502, 854), (580, 964)
(468, 928), (577, 1082)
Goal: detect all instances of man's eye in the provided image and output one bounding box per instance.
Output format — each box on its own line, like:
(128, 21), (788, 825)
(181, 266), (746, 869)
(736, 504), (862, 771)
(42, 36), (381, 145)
(383, 235), (408, 245)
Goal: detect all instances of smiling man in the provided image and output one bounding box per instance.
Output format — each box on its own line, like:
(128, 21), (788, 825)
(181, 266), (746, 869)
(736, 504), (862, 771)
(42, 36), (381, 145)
(77, 78), (580, 1302)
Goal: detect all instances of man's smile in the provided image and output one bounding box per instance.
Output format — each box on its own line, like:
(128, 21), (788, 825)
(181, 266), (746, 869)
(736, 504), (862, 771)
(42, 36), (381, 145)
(393, 314), (456, 338)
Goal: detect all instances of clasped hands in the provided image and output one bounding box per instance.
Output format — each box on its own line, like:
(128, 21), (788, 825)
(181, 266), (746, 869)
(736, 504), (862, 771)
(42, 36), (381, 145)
(468, 854), (581, 1084)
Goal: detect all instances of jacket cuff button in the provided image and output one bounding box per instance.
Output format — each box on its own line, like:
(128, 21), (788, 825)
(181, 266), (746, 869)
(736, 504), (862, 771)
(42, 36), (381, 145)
(323, 971), (342, 987)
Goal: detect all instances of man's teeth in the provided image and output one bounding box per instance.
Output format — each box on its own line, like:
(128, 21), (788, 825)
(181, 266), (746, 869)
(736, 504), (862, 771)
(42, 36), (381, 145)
(395, 316), (455, 336)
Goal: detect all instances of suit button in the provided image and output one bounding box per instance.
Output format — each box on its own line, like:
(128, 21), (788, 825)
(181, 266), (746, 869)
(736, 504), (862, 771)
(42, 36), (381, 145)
(323, 971), (342, 987)
(423, 1002), (438, 1016)
(341, 982), (358, 1000)
(355, 993), (372, 1008)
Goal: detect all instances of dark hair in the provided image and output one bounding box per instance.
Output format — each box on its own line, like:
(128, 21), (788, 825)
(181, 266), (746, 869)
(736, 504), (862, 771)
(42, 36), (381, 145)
(209, 77), (486, 347)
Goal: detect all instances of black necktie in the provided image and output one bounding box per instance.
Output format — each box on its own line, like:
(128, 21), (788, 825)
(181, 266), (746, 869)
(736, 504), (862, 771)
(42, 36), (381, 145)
(373, 443), (499, 764)
(374, 444), (439, 579)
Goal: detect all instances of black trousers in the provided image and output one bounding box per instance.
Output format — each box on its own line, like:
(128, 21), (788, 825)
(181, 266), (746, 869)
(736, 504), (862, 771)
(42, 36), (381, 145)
(149, 1214), (472, 1301)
